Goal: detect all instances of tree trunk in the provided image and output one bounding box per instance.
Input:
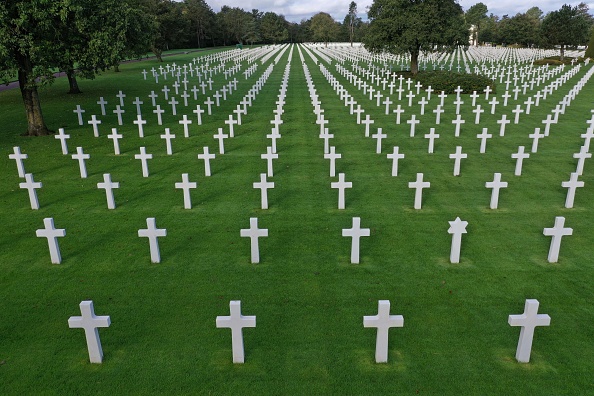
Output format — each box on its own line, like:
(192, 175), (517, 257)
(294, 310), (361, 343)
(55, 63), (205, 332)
(410, 50), (419, 75)
(18, 67), (51, 136)
(151, 46), (164, 62)
(560, 44), (565, 61)
(66, 68), (82, 94)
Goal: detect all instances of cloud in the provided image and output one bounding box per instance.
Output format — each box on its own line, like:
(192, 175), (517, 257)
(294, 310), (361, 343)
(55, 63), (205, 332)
(208, 0), (594, 23)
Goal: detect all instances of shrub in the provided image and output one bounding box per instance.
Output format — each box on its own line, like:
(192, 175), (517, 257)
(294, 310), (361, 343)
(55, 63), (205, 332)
(413, 71), (496, 95)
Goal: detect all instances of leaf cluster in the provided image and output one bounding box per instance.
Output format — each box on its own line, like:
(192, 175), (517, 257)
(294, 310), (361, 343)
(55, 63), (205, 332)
(413, 71), (496, 95)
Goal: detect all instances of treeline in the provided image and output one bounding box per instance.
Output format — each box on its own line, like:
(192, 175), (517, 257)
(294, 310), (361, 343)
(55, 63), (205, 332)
(145, 0), (367, 50)
(467, 2), (593, 48)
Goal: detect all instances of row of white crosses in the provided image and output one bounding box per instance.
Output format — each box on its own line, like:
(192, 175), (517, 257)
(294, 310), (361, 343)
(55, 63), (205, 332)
(66, 297), (551, 365)
(314, 47), (594, 211)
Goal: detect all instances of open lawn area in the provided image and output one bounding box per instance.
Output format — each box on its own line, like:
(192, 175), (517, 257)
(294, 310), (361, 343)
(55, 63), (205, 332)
(1, 44), (594, 394)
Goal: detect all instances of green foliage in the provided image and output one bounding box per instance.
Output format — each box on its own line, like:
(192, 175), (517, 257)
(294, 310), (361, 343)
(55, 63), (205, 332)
(310, 12), (340, 45)
(259, 12), (288, 44)
(465, 2), (488, 44)
(533, 56), (584, 66)
(414, 71), (495, 94)
(542, 4), (590, 58)
(585, 26), (594, 59)
(363, 0), (468, 74)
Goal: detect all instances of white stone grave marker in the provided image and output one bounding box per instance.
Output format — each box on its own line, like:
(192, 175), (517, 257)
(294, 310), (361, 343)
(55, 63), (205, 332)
(68, 300), (111, 363)
(240, 218), (268, 263)
(448, 217), (468, 263)
(508, 299), (551, 363)
(72, 147), (90, 178)
(363, 300), (404, 363)
(55, 128), (70, 155)
(197, 147), (215, 176)
(216, 301), (256, 363)
(485, 173), (507, 209)
(387, 147), (405, 176)
(175, 173), (197, 209)
(36, 217), (65, 264)
(19, 173), (42, 209)
(97, 173), (119, 209)
(253, 173), (274, 209)
(331, 173), (352, 210)
(408, 173), (430, 210)
(562, 172), (584, 208)
(9, 146), (28, 178)
(512, 146), (530, 176)
(134, 147), (153, 177)
(449, 146), (467, 176)
(342, 217), (370, 264)
(138, 217), (166, 263)
(543, 216), (572, 263)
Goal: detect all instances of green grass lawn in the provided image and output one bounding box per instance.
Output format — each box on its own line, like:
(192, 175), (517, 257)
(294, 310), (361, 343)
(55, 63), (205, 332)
(1, 45), (594, 394)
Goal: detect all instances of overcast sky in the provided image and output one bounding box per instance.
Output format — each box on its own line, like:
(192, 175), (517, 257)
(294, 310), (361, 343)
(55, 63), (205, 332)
(208, 0), (594, 23)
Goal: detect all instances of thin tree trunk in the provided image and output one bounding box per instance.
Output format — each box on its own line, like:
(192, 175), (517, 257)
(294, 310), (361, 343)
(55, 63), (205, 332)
(66, 68), (82, 94)
(410, 50), (419, 75)
(18, 66), (51, 136)
(151, 46), (164, 62)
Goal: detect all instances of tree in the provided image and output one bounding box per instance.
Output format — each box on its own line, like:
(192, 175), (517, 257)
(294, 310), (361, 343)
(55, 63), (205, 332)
(363, 0), (468, 75)
(53, 0), (144, 94)
(498, 12), (541, 47)
(310, 12), (339, 47)
(218, 7), (252, 45)
(542, 4), (590, 60)
(260, 12), (288, 44)
(465, 2), (488, 45)
(345, 2), (358, 47)
(585, 24), (594, 58)
(0, 0), (70, 136)
(184, 0), (215, 48)
(478, 14), (499, 44)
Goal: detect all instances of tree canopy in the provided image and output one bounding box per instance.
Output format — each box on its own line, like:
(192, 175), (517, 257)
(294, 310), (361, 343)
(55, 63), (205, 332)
(542, 3), (591, 60)
(363, 0), (468, 74)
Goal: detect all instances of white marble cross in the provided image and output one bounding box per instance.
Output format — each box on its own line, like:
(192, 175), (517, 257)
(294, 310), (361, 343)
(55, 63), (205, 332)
(361, 115), (374, 137)
(324, 146), (341, 177)
(225, 115), (238, 137)
(73, 105), (85, 125)
(213, 128), (228, 154)
(433, 106), (444, 124)
(193, 105), (205, 125)
(175, 173), (197, 209)
(9, 146), (28, 177)
(508, 299), (551, 363)
(179, 115), (192, 138)
(168, 97), (178, 116)
(387, 147), (405, 176)
(512, 105), (523, 124)
(113, 105), (125, 126)
(476, 128), (492, 154)
(561, 172), (584, 209)
(573, 145), (591, 176)
(473, 105), (484, 124)
(408, 173), (430, 210)
(132, 97), (143, 115)
(253, 173), (274, 209)
(449, 146), (467, 176)
(497, 114), (510, 137)
(421, 127), (438, 154)
(512, 146), (530, 176)
(529, 128), (545, 153)
(97, 173), (119, 209)
(407, 114), (420, 137)
(134, 115), (147, 137)
(448, 217), (468, 263)
(138, 217), (167, 263)
(197, 146), (215, 176)
(116, 90), (126, 106)
(319, 128), (333, 154)
(261, 146), (278, 177)
(36, 217), (66, 264)
(485, 173), (507, 209)
(19, 173), (42, 209)
(216, 301), (256, 363)
(72, 147), (90, 178)
(331, 173), (352, 210)
(153, 105), (164, 126)
(372, 128), (387, 154)
(452, 115), (465, 137)
(240, 217), (268, 263)
(68, 300), (111, 363)
(363, 300), (404, 363)
(342, 217), (370, 264)
(160, 128), (176, 155)
(107, 128), (123, 155)
(543, 216), (572, 263)
(97, 97), (108, 115)
(134, 147), (153, 177)
(55, 128), (70, 155)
